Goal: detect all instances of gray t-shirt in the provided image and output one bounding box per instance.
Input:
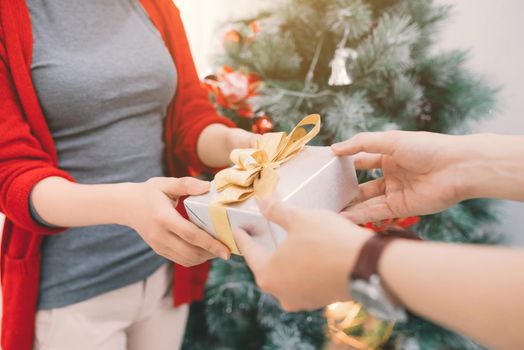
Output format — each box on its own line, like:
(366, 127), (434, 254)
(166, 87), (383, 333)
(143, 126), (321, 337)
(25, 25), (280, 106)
(28, 0), (177, 309)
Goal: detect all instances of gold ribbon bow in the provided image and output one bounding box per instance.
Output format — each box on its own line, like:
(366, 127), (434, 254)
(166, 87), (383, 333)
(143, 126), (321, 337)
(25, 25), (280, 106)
(209, 114), (321, 254)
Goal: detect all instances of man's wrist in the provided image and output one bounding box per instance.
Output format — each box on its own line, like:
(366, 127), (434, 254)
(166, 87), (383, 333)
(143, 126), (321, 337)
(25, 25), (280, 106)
(345, 228), (373, 295)
(377, 239), (420, 307)
(348, 231), (416, 322)
(375, 239), (410, 306)
(453, 134), (524, 201)
(450, 134), (495, 201)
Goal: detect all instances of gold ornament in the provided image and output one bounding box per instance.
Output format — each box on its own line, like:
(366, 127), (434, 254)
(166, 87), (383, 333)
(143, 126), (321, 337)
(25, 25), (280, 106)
(325, 302), (394, 350)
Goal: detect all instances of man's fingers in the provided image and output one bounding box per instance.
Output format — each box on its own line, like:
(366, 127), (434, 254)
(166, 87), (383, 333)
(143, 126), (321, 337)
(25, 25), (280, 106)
(341, 195), (397, 224)
(258, 199), (298, 231)
(352, 152), (383, 170)
(355, 178), (386, 204)
(158, 177), (211, 197)
(233, 229), (271, 277)
(331, 131), (401, 156)
(163, 212), (230, 260)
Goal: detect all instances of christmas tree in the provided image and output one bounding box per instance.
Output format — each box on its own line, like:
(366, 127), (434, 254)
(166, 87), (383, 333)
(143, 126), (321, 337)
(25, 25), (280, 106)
(183, 1), (500, 349)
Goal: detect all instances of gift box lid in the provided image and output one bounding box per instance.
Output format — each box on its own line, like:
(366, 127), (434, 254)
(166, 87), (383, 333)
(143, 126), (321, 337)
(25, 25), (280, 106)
(185, 146), (358, 214)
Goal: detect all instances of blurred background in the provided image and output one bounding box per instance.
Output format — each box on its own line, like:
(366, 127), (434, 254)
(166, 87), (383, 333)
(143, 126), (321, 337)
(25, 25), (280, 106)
(1, 0), (523, 242)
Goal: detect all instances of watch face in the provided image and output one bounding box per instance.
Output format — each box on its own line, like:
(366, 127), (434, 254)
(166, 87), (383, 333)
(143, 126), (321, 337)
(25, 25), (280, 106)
(350, 275), (407, 323)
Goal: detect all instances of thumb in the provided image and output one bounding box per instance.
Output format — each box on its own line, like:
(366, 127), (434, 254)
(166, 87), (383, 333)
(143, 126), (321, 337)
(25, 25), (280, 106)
(162, 177), (211, 197)
(258, 199), (298, 231)
(233, 229), (270, 276)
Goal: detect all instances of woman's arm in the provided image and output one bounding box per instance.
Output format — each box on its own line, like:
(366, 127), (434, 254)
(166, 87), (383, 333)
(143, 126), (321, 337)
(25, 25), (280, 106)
(197, 124), (257, 168)
(32, 176), (231, 265)
(0, 38), (76, 235)
(143, 1), (257, 171)
(234, 201), (524, 350)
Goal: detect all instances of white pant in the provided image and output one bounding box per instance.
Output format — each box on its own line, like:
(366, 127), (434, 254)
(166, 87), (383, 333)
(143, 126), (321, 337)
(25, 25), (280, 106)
(34, 264), (188, 350)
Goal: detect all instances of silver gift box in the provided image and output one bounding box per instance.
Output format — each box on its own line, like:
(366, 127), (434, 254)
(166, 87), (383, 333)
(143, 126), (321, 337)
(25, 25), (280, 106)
(184, 146), (359, 252)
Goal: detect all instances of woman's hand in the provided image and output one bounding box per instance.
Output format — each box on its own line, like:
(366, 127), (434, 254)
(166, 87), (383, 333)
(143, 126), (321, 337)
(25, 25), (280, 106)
(32, 176), (231, 267)
(120, 177), (231, 266)
(197, 124), (259, 168)
(226, 127), (259, 150)
(332, 131), (477, 224)
(234, 199), (372, 312)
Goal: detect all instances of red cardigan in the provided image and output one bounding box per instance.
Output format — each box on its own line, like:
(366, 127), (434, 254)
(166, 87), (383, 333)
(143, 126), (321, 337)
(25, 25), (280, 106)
(0, 1), (234, 349)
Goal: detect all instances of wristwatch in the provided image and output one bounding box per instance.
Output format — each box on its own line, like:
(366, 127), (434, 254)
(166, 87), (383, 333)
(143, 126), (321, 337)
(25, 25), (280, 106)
(350, 228), (421, 323)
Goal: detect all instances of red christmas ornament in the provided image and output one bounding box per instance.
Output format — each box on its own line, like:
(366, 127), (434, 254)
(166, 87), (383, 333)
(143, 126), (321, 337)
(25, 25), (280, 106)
(252, 115), (274, 134)
(203, 66), (260, 118)
(222, 29), (242, 46)
(247, 20), (260, 43)
(364, 216), (420, 232)
(250, 21), (260, 34)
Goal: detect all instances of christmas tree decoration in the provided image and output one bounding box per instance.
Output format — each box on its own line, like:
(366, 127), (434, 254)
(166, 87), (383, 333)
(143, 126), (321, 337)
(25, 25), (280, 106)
(202, 66), (260, 118)
(251, 114), (274, 134)
(326, 301), (394, 349)
(328, 47), (358, 86)
(364, 216), (421, 232)
(184, 1), (500, 349)
(329, 28), (359, 86)
(247, 20), (259, 43)
(223, 29), (242, 45)
(416, 98), (433, 130)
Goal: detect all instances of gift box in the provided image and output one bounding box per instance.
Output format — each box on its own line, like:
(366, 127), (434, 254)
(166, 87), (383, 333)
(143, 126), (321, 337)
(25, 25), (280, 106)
(184, 115), (359, 254)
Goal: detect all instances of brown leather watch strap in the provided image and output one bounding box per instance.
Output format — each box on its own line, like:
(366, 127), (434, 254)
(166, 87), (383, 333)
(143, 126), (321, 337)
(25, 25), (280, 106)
(351, 229), (421, 281)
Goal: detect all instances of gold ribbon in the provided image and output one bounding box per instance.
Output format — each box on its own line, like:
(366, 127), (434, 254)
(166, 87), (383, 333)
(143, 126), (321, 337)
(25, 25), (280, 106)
(209, 114), (321, 254)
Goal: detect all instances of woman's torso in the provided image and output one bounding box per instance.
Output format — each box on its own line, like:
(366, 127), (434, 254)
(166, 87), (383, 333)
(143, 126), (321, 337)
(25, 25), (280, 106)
(27, 0), (177, 309)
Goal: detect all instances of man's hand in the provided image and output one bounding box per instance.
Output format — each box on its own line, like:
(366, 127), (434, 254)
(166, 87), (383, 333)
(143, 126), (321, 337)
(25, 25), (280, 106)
(234, 199), (372, 312)
(332, 131), (472, 224)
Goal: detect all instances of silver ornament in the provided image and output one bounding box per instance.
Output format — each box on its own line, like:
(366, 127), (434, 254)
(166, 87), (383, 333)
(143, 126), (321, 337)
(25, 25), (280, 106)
(329, 26), (358, 86)
(328, 47), (358, 86)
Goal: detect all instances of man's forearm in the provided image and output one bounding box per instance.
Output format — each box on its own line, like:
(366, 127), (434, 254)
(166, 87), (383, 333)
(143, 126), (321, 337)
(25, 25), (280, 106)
(379, 240), (524, 350)
(458, 134), (524, 201)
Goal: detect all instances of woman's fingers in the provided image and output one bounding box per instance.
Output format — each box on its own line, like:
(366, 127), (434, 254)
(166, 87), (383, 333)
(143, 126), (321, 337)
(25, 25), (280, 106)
(341, 195), (397, 224)
(152, 177), (211, 197)
(157, 231), (215, 267)
(162, 211), (230, 260)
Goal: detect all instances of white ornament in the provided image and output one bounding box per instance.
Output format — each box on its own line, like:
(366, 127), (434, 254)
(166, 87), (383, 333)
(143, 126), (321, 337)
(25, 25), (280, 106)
(328, 47), (358, 86)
